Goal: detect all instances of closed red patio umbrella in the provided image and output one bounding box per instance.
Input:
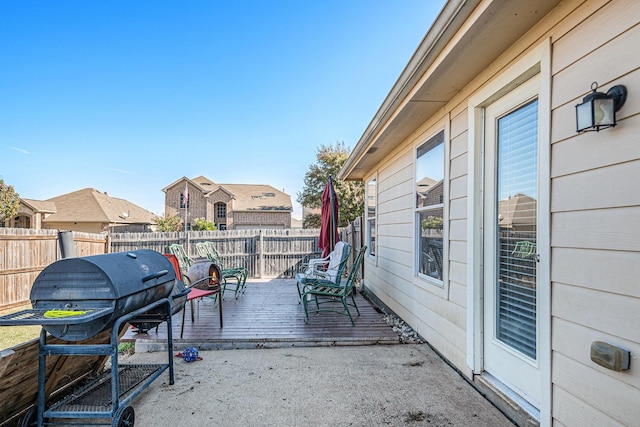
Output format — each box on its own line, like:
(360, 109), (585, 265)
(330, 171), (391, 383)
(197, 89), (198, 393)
(318, 176), (340, 258)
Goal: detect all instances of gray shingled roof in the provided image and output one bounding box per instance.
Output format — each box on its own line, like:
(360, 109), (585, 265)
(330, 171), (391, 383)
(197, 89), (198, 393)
(43, 188), (157, 224)
(21, 198), (57, 213)
(191, 176), (292, 212)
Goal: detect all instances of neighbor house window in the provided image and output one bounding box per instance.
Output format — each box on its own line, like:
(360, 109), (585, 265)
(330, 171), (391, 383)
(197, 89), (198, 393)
(180, 184), (190, 209)
(366, 178), (376, 256)
(180, 194), (189, 209)
(216, 202), (227, 218)
(416, 131), (445, 282)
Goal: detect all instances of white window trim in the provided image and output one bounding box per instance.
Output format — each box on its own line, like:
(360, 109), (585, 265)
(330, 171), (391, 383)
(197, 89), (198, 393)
(414, 129), (449, 289)
(467, 38), (551, 426)
(365, 174), (378, 263)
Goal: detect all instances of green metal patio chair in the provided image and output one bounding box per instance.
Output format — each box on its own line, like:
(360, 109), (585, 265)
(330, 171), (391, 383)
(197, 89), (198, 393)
(511, 240), (536, 258)
(294, 241), (351, 303)
(168, 243), (192, 274)
(301, 246), (366, 326)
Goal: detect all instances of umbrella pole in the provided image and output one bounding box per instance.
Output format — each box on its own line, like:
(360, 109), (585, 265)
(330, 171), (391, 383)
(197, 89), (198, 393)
(329, 175), (335, 249)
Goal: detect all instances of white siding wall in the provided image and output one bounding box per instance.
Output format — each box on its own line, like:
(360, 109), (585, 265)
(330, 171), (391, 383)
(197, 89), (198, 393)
(549, 0), (640, 425)
(369, 149), (415, 319)
(363, 0), (639, 424)
(366, 119), (470, 372)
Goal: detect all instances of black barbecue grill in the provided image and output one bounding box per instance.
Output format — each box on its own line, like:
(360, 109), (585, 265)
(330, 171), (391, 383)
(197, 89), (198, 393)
(2, 249), (177, 340)
(0, 249), (183, 427)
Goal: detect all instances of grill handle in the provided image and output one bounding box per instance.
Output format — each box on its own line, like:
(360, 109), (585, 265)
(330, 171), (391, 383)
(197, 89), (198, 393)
(142, 269), (169, 283)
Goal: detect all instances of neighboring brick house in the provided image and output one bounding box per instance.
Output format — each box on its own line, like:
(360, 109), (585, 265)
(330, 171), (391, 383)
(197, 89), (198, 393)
(163, 176), (292, 230)
(8, 188), (157, 233)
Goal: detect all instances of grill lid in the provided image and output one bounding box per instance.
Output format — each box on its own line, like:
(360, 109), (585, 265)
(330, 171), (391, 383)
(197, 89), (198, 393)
(30, 250), (175, 305)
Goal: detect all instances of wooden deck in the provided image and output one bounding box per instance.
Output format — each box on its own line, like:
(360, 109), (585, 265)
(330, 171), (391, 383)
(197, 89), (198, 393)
(123, 278), (400, 351)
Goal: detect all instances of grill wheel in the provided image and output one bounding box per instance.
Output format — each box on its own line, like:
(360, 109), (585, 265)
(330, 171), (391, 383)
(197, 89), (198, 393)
(20, 406), (36, 426)
(112, 405), (135, 427)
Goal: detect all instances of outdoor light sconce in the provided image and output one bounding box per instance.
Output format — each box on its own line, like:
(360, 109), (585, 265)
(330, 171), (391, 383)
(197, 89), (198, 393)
(576, 82), (627, 132)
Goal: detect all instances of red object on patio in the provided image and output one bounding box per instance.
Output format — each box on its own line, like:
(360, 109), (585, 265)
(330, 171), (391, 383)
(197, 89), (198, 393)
(164, 254), (184, 281)
(163, 253), (223, 335)
(318, 176), (340, 258)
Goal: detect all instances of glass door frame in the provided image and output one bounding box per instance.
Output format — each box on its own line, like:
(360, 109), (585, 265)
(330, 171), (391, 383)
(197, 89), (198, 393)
(466, 40), (552, 423)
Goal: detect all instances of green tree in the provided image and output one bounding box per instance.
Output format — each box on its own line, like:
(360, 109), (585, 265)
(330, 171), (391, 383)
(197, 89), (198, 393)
(192, 217), (217, 231)
(154, 214), (182, 232)
(297, 141), (364, 228)
(0, 179), (20, 224)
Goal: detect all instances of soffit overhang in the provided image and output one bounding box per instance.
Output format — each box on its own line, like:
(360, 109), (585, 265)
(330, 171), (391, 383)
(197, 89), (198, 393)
(339, 0), (561, 181)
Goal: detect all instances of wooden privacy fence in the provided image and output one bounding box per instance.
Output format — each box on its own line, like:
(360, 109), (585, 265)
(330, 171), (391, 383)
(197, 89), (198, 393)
(338, 216), (365, 279)
(110, 228), (323, 279)
(0, 218), (364, 310)
(110, 218), (364, 279)
(0, 228), (108, 310)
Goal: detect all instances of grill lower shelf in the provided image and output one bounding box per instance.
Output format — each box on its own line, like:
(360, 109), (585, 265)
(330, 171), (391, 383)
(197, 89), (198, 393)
(47, 364), (166, 415)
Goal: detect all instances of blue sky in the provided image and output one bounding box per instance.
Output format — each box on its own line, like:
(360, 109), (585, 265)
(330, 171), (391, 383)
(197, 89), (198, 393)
(0, 1), (444, 218)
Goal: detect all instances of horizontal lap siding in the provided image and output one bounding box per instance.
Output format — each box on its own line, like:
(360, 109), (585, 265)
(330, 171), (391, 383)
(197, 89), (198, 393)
(449, 176), (467, 200)
(552, 387), (622, 427)
(552, 207), (640, 251)
(552, 317), (639, 390)
(373, 151), (416, 325)
(411, 301), (468, 372)
(550, 0), (640, 425)
(367, 108), (469, 367)
(444, 110), (469, 368)
(448, 109), (469, 335)
(552, 247), (640, 297)
(552, 158), (640, 211)
(552, 315), (639, 426)
(553, 283), (640, 350)
(358, 1), (638, 422)
(553, 352), (639, 426)
(552, 112), (640, 177)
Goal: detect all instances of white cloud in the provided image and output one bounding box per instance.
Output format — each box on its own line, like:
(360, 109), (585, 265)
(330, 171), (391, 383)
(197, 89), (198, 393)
(2, 145), (29, 154)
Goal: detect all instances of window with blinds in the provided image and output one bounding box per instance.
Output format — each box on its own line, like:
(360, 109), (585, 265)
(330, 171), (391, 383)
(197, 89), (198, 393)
(495, 99), (538, 360)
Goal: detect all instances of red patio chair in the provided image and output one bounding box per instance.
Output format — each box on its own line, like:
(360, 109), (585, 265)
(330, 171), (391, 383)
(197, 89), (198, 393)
(164, 253), (223, 337)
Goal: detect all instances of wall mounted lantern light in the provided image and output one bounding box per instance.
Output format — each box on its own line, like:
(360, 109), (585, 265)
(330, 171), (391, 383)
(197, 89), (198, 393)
(576, 82), (627, 132)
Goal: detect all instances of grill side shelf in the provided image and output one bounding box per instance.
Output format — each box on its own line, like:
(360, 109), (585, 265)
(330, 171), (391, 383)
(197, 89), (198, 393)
(0, 308), (113, 326)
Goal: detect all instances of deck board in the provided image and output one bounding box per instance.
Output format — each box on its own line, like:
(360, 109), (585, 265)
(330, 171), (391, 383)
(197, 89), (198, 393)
(124, 278), (400, 351)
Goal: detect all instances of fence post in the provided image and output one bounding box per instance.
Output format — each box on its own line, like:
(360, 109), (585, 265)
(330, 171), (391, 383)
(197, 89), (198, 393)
(258, 230), (264, 278)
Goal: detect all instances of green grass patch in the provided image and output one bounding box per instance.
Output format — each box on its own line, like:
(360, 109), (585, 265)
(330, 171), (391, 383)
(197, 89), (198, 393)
(0, 305), (40, 350)
(0, 306), (137, 354)
(118, 341), (135, 356)
(0, 324), (40, 350)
